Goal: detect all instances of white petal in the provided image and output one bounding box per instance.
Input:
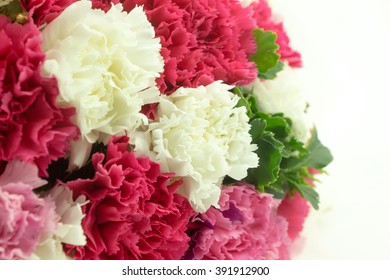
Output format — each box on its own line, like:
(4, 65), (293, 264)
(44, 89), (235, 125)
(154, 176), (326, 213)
(133, 81), (258, 212)
(32, 186), (87, 259)
(41, 2), (164, 144)
(68, 138), (92, 171)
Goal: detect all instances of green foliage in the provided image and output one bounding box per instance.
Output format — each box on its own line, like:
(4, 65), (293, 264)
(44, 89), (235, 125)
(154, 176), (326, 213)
(258, 61), (284, 80)
(251, 29), (284, 80)
(282, 127), (333, 171)
(246, 119), (284, 191)
(294, 184), (320, 210)
(230, 86), (333, 209)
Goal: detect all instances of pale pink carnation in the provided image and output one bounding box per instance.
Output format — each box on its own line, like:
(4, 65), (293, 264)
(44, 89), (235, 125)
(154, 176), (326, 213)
(122, 0), (258, 94)
(185, 184), (291, 260)
(0, 16), (79, 176)
(0, 160), (57, 260)
(65, 136), (194, 260)
(249, 0), (302, 67)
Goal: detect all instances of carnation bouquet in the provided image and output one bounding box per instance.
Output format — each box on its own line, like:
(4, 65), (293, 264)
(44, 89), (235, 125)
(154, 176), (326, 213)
(0, 0), (332, 260)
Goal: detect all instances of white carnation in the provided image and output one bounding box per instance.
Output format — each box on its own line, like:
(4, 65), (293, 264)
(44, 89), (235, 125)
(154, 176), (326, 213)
(245, 65), (312, 143)
(41, 1), (163, 144)
(133, 81), (259, 212)
(31, 186), (87, 260)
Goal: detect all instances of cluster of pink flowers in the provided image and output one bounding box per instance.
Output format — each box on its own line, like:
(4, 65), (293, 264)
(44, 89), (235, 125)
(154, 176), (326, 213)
(0, 161), (58, 259)
(126, 0), (258, 94)
(0, 16), (78, 176)
(64, 136), (194, 260)
(184, 185), (291, 260)
(0, 0), (324, 260)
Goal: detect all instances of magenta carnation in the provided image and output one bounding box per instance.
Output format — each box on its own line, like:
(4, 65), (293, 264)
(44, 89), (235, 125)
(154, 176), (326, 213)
(0, 160), (57, 260)
(277, 191), (310, 241)
(20, 0), (121, 21)
(90, 0), (121, 12)
(122, 0), (257, 94)
(0, 16), (78, 176)
(20, 0), (77, 26)
(64, 136), (194, 260)
(250, 0), (302, 67)
(185, 184), (291, 260)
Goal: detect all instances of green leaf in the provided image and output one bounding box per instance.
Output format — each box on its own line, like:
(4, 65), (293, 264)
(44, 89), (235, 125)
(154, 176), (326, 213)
(263, 114), (292, 140)
(294, 184), (320, 210)
(264, 177), (288, 199)
(251, 29), (282, 79)
(234, 86), (254, 118)
(282, 137), (308, 159)
(264, 186), (286, 199)
(304, 127), (333, 169)
(258, 61), (284, 80)
(283, 127), (333, 170)
(284, 172), (320, 210)
(247, 130), (284, 188)
(247, 96), (260, 118)
(249, 118), (266, 142)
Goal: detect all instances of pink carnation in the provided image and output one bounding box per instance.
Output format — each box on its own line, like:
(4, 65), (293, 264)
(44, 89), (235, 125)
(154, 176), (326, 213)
(277, 168), (319, 240)
(122, 0), (258, 94)
(20, 0), (77, 26)
(65, 136), (194, 260)
(0, 16), (78, 176)
(0, 160), (57, 260)
(250, 0), (302, 67)
(278, 168), (320, 240)
(185, 184), (291, 260)
(277, 191), (310, 241)
(90, 0), (121, 12)
(20, 0), (122, 21)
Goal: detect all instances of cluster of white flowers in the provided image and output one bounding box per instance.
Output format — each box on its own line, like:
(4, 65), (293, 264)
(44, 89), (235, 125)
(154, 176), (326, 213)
(31, 186), (87, 260)
(41, 1), (163, 145)
(245, 65), (312, 143)
(133, 81), (259, 212)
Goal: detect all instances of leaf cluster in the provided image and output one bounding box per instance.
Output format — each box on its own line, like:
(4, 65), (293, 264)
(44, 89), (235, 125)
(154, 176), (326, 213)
(227, 86), (333, 209)
(251, 28), (284, 80)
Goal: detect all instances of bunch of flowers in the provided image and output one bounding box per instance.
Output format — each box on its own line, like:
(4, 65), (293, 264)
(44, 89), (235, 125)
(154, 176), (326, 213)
(0, 0), (332, 260)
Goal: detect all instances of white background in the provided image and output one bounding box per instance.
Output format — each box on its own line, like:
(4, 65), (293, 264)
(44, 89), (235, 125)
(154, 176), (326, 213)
(269, 0), (390, 259)
(0, 260), (387, 279)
